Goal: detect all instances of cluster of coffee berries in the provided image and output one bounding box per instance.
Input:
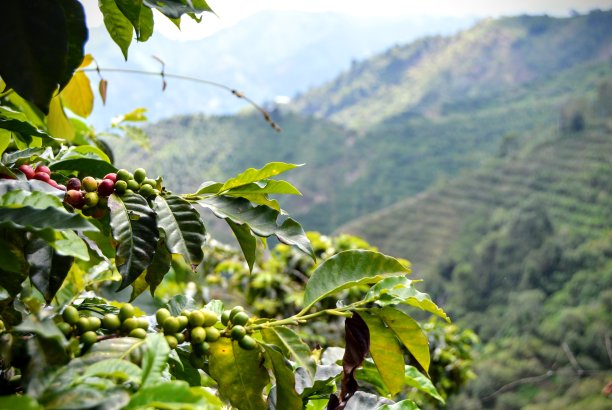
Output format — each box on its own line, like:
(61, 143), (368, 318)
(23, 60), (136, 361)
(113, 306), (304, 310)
(156, 307), (221, 355)
(16, 164), (67, 190)
(114, 168), (160, 199)
(221, 306), (257, 350)
(63, 173), (116, 218)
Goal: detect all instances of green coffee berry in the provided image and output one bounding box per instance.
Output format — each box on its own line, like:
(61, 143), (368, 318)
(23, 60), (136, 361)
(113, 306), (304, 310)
(238, 335), (257, 350)
(129, 328), (147, 339)
(231, 325), (247, 340)
(88, 316), (101, 331)
(205, 326), (220, 342)
(127, 179), (140, 191)
(163, 317), (180, 334)
(102, 314), (120, 331)
(58, 322), (72, 337)
(177, 315), (189, 331)
(192, 341), (210, 356)
(82, 176), (98, 192)
(165, 335), (178, 349)
(114, 180), (127, 194)
(122, 317), (139, 333)
(229, 306), (245, 321)
(190, 327), (206, 344)
(202, 310), (218, 327)
(232, 311), (249, 326)
(116, 169), (131, 182)
(76, 317), (90, 334)
(221, 310), (231, 326)
(119, 304), (135, 321)
(137, 317), (149, 330)
(188, 311), (205, 327)
(156, 308), (171, 325)
(175, 333), (186, 344)
(133, 168), (147, 183)
(62, 306), (80, 325)
(81, 331), (98, 345)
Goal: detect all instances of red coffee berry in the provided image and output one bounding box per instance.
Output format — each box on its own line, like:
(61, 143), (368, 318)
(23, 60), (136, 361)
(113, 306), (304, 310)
(33, 172), (51, 182)
(56, 184), (67, 191)
(18, 165), (35, 179)
(66, 177), (81, 191)
(103, 173), (117, 183)
(97, 179), (115, 197)
(35, 165), (51, 175)
(65, 190), (85, 209)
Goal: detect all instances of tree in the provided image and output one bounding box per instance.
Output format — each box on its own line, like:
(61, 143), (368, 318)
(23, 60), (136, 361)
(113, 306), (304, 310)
(0, 1), (457, 409)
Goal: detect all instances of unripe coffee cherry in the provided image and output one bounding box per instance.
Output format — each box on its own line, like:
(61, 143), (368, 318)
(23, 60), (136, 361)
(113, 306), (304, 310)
(231, 325), (247, 340)
(137, 317), (149, 330)
(62, 306), (80, 325)
(116, 169), (131, 181)
(122, 318), (139, 333)
(232, 312), (249, 326)
(188, 311), (205, 327)
(202, 310), (218, 327)
(84, 192), (99, 208)
(81, 331), (98, 345)
(205, 326), (220, 342)
(163, 317), (180, 334)
(58, 322), (72, 337)
(76, 317), (90, 334)
(165, 335), (178, 349)
(156, 308), (171, 325)
(139, 184), (155, 198)
(114, 180), (127, 195)
(192, 341), (210, 356)
(143, 178), (157, 187)
(190, 327), (206, 344)
(175, 333), (185, 344)
(82, 176), (98, 192)
(66, 177), (81, 191)
(88, 316), (101, 331)
(18, 165), (35, 179)
(102, 314), (121, 331)
(127, 180), (140, 191)
(97, 179), (115, 197)
(177, 315), (189, 331)
(239, 335), (257, 350)
(229, 306), (245, 321)
(133, 168), (147, 183)
(129, 328), (147, 339)
(119, 304), (135, 321)
(221, 310), (231, 326)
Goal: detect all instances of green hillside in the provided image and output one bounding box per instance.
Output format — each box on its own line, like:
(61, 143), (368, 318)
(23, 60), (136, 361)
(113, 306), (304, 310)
(292, 10), (612, 129)
(114, 11), (612, 234)
(340, 88), (612, 408)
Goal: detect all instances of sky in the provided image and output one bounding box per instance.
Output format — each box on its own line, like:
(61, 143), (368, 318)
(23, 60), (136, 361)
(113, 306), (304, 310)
(82, 0), (612, 40)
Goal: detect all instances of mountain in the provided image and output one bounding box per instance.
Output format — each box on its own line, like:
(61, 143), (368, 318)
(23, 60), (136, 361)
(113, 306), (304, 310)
(85, 11), (474, 129)
(113, 10), (612, 235)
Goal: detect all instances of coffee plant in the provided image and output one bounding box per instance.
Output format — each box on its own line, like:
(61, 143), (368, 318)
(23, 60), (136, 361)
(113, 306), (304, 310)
(0, 1), (458, 409)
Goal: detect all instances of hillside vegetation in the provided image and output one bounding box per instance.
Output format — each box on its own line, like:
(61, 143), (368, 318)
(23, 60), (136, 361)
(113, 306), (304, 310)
(115, 11), (612, 234)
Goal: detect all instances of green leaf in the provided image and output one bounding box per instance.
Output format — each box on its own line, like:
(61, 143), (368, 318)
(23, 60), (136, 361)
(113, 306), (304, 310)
(81, 358), (142, 384)
(0, 395), (43, 410)
(220, 162), (301, 192)
(355, 360), (390, 396)
(302, 250), (410, 310)
(170, 348), (203, 387)
(361, 313), (405, 396)
(261, 326), (316, 383)
(153, 195), (206, 268)
(377, 399), (421, 410)
(146, 238), (172, 296)
(50, 145), (117, 177)
(138, 5), (154, 41)
(143, 0), (213, 19)
(115, 0), (143, 38)
(208, 337), (269, 410)
(261, 344), (303, 410)
(26, 237), (74, 303)
(39, 230), (90, 261)
(99, 0), (134, 59)
(0, 187), (64, 208)
(0, 0), (86, 113)
(404, 365), (444, 404)
(226, 180), (302, 196)
(227, 219), (257, 272)
(378, 308), (430, 373)
(0, 129), (12, 155)
(0, 180), (65, 199)
(193, 181), (222, 195)
(276, 218), (314, 259)
(0, 117), (56, 143)
(141, 333), (170, 387)
(366, 276), (449, 322)
(0, 237), (29, 296)
(109, 193), (159, 290)
(0, 206), (98, 233)
(125, 380), (222, 410)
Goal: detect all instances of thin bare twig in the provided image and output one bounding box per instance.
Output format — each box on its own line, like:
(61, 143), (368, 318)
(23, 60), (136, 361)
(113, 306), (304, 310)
(79, 66), (281, 132)
(481, 370), (555, 401)
(562, 341), (584, 376)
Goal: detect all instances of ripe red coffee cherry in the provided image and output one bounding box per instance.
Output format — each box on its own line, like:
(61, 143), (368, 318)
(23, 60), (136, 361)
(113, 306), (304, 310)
(18, 165), (35, 179)
(66, 177), (81, 191)
(103, 173), (117, 182)
(35, 164), (51, 175)
(65, 190), (85, 209)
(82, 176), (98, 192)
(97, 179), (115, 197)
(33, 172), (51, 182)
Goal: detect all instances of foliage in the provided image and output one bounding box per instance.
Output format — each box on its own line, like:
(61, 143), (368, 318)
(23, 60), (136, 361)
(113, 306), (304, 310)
(0, 2), (454, 409)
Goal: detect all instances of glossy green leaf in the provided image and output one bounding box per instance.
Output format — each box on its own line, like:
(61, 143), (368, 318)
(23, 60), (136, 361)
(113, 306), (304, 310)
(262, 326), (316, 382)
(0, 206), (98, 233)
(0, 187), (64, 209)
(0, 180), (65, 199)
(361, 313), (405, 396)
(39, 230), (90, 261)
(302, 250), (410, 310)
(115, 0), (143, 38)
(227, 218), (257, 271)
(377, 399), (421, 410)
(262, 344), (303, 410)
(0, 129), (12, 155)
(0, 395), (43, 410)
(125, 380), (222, 410)
(226, 180), (302, 196)
(378, 308), (430, 373)
(229, 193), (281, 212)
(208, 337), (269, 410)
(143, 0), (213, 20)
(404, 365), (444, 404)
(26, 237), (74, 303)
(50, 145), (117, 177)
(0, 117), (56, 143)
(154, 195), (206, 268)
(109, 193), (159, 290)
(81, 358), (142, 384)
(170, 348), (203, 387)
(355, 360), (390, 396)
(193, 181), (222, 195)
(366, 276), (449, 322)
(146, 238), (172, 296)
(99, 0), (133, 59)
(220, 162), (301, 192)
(276, 218), (314, 259)
(138, 5), (154, 41)
(141, 333), (170, 387)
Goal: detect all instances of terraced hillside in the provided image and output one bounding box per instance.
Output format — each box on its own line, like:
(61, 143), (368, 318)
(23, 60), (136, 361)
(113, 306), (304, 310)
(340, 105), (612, 276)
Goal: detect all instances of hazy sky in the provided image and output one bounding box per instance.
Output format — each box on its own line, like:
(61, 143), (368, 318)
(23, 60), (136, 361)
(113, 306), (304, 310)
(83, 0), (612, 40)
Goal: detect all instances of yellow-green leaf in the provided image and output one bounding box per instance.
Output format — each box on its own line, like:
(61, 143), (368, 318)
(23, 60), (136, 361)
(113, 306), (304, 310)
(378, 308), (430, 373)
(47, 96), (74, 140)
(61, 71), (94, 118)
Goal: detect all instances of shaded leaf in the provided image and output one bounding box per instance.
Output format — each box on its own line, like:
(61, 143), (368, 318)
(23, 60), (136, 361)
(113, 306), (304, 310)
(226, 180), (302, 196)
(26, 237), (74, 303)
(303, 250), (410, 311)
(138, 5), (154, 41)
(404, 365), (444, 404)
(81, 358), (142, 384)
(208, 337), (269, 410)
(154, 195), (205, 268)
(376, 399), (421, 410)
(262, 344), (302, 410)
(227, 219), (257, 272)
(99, 0), (133, 59)
(57, 0), (88, 90)
(276, 218), (314, 259)
(262, 326), (316, 383)
(146, 238), (172, 296)
(115, 0), (143, 38)
(0, 117), (56, 144)
(125, 380), (222, 410)
(108, 193), (159, 290)
(360, 313), (405, 396)
(0, 394), (43, 409)
(0, 237), (29, 296)
(378, 308), (430, 373)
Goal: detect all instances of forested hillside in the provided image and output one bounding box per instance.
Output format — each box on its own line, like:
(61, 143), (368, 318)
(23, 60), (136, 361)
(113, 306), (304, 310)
(115, 11), (612, 234)
(342, 86), (612, 409)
